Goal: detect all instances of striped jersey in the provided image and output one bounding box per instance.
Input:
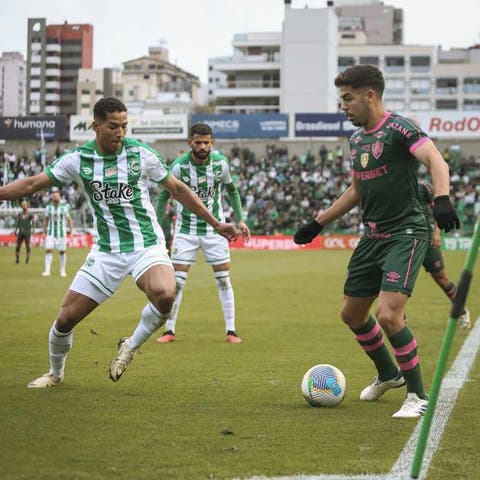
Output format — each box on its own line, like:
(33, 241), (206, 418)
(45, 137), (170, 253)
(171, 151), (233, 236)
(45, 202), (71, 239)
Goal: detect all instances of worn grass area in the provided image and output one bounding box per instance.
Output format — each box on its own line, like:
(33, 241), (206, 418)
(0, 247), (478, 479)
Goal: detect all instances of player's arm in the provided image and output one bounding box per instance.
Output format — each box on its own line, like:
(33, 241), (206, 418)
(225, 182), (250, 241)
(0, 172), (53, 201)
(67, 212), (74, 236)
(162, 175), (237, 242)
(413, 140), (459, 232)
(294, 183), (360, 244)
(155, 188), (171, 223)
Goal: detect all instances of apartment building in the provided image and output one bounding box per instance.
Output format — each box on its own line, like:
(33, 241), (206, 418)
(0, 52), (25, 116)
(26, 18), (93, 116)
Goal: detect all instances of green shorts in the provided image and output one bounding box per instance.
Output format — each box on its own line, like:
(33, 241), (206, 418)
(344, 236), (428, 297)
(422, 243), (444, 273)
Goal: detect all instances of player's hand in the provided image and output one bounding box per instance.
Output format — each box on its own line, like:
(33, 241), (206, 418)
(433, 196), (460, 233)
(294, 220), (323, 244)
(237, 221), (251, 242)
(215, 222), (238, 242)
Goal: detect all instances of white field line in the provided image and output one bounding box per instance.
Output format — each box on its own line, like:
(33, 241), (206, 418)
(241, 317), (480, 480)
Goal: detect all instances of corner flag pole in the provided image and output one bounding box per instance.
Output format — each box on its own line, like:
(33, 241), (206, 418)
(410, 219), (480, 479)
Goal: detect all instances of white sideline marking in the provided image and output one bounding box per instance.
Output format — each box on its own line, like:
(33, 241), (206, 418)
(242, 317), (480, 480)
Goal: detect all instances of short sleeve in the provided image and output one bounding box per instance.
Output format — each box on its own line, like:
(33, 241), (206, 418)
(393, 116), (430, 154)
(140, 146), (170, 183)
(45, 151), (79, 186)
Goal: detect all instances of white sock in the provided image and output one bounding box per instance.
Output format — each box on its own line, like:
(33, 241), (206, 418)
(165, 271), (188, 333)
(49, 323), (73, 378)
(45, 252), (52, 273)
(128, 303), (169, 349)
(214, 271), (235, 332)
(59, 252), (66, 273)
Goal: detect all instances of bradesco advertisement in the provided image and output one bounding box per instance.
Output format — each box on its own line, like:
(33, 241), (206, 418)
(294, 113), (355, 137)
(191, 114), (288, 138)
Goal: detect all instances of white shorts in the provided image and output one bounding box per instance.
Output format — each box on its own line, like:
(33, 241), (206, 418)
(171, 233), (230, 266)
(69, 245), (173, 304)
(45, 235), (67, 251)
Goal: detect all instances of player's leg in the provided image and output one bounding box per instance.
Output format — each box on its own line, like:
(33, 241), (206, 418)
(156, 234), (199, 343)
(27, 285), (102, 388)
(25, 234), (31, 264)
(425, 247), (470, 328)
(42, 236), (54, 276)
(203, 235), (240, 342)
(58, 237), (68, 276)
(15, 234), (22, 264)
(380, 237), (429, 417)
(343, 237), (406, 401)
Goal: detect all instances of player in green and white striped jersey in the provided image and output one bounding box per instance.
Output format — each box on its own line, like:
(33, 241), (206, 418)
(0, 98), (238, 389)
(42, 187), (73, 277)
(155, 123), (250, 344)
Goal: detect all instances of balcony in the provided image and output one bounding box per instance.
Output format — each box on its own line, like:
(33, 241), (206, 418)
(30, 79), (41, 88)
(30, 68), (41, 76)
(46, 68), (61, 77)
(45, 105), (60, 114)
(46, 81), (61, 89)
(46, 56), (61, 65)
(31, 42), (42, 51)
(31, 55), (42, 64)
(46, 43), (61, 53)
(216, 80), (280, 98)
(45, 93), (60, 101)
(215, 53), (280, 72)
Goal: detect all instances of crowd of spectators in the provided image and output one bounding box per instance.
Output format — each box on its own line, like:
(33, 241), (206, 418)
(1, 143), (479, 237)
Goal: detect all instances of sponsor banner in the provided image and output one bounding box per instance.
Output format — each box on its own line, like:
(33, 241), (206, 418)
(70, 115), (95, 142)
(129, 114), (188, 141)
(295, 113), (355, 137)
(191, 114), (288, 139)
(230, 234), (361, 250)
(69, 114), (188, 142)
(405, 111), (480, 138)
(0, 116), (67, 140)
(0, 233), (93, 248)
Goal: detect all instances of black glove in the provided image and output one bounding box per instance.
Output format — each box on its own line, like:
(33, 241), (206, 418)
(432, 195), (460, 233)
(294, 220), (324, 244)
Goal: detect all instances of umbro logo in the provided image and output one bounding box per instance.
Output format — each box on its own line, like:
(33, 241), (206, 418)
(82, 167), (93, 175)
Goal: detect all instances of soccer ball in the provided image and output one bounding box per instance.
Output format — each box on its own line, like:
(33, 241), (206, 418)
(301, 364), (346, 407)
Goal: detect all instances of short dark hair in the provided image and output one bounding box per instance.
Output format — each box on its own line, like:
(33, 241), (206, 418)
(334, 65), (385, 97)
(93, 97), (127, 121)
(190, 122), (213, 137)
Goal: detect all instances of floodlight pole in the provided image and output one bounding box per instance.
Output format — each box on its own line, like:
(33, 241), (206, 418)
(410, 219), (480, 479)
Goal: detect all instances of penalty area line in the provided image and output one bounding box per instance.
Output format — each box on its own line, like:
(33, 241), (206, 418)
(241, 317), (480, 480)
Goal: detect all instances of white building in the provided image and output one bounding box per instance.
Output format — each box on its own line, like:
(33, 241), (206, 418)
(0, 52), (26, 116)
(76, 68), (123, 116)
(208, 1), (480, 115)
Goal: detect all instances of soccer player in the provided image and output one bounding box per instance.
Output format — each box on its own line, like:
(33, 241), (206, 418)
(418, 179), (470, 328)
(14, 199), (36, 264)
(0, 97), (237, 388)
(294, 65), (460, 418)
(42, 187), (73, 277)
(155, 123), (250, 344)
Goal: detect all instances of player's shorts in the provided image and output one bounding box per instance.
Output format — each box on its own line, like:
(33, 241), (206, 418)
(69, 244), (172, 304)
(170, 233), (230, 266)
(422, 243), (444, 273)
(344, 235), (428, 297)
(45, 235), (67, 251)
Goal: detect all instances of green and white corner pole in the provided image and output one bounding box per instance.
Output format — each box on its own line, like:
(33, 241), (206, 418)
(411, 220), (480, 479)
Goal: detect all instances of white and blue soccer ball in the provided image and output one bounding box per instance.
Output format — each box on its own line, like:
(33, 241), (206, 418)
(301, 364), (346, 407)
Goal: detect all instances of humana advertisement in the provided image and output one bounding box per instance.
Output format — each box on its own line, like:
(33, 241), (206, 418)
(0, 116), (67, 140)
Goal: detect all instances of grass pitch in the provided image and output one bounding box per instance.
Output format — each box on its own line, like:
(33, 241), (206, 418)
(0, 246), (479, 479)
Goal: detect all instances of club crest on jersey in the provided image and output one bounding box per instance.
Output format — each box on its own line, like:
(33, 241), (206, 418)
(360, 153), (369, 168)
(105, 166), (117, 177)
(372, 141), (383, 159)
(127, 160), (141, 176)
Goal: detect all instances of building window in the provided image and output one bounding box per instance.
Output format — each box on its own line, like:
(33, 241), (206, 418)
(410, 56), (430, 72)
(464, 77), (480, 94)
(436, 78), (457, 94)
(384, 99), (405, 111)
(81, 103), (90, 108)
(359, 56), (379, 66)
(385, 56), (405, 72)
(81, 89), (90, 94)
(338, 56), (355, 67)
(410, 78), (431, 94)
(463, 99), (480, 110)
(385, 78), (405, 94)
(436, 99), (457, 109)
(410, 99), (430, 111)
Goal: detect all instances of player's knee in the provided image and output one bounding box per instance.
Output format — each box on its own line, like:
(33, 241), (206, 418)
(214, 274), (231, 291)
(375, 308), (400, 334)
(152, 285), (176, 311)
